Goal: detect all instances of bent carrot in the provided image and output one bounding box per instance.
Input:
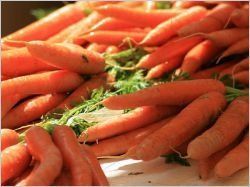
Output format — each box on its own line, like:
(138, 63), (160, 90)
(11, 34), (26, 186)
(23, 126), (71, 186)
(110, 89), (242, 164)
(103, 79), (225, 110)
(2, 94), (66, 129)
(52, 126), (92, 186)
(17, 126), (63, 186)
(1, 129), (19, 151)
(1, 70), (84, 96)
(231, 8), (249, 28)
(129, 92), (226, 161)
(79, 106), (180, 142)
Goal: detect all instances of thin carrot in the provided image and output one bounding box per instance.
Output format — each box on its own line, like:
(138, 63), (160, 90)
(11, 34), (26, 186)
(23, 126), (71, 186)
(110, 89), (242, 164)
(17, 126), (63, 186)
(1, 143), (31, 184)
(26, 41), (105, 74)
(105, 45), (120, 54)
(103, 79), (225, 110)
(128, 92), (226, 161)
(214, 134), (249, 178)
(79, 106), (180, 142)
(187, 96), (249, 160)
(52, 125), (92, 186)
(1, 70), (84, 96)
(53, 169), (72, 186)
(1, 129), (19, 151)
(87, 43), (108, 53)
(140, 6), (207, 46)
(2, 94), (66, 129)
(234, 71), (249, 85)
(231, 8), (249, 28)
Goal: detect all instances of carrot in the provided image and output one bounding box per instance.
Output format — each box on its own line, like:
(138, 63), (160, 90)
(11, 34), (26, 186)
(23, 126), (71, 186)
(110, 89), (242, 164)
(79, 31), (146, 45)
(87, 43), (108, 53)
(173, 1), (208, 9)
(103, 79), (225, 110)
(1, 70), (84, 96)
(1, 75), (11, 81)
(1, 129), (19, 151)
(140, 6), (207, 46)
(232, 58), (249, 74)
(117, 1), (143, 7)
(231, 8), (249, 28)
(180, 40), (222, 74)
(214, 135), (249, 178)
(187, 96), (249, 160)
(105, 45), (120, 54)
(52, 125), (92, 186)
(90, 117), (173, 157)
(81, 144), (109, 186)
(146, 57), (183, 79)
(79, 106), (180, 142)
(234, 71), (249, 85)
(137, 36), (203, 69)
(2, 94), (66, 129)
(17, 126), (63, 186)
(1, 47), (57, 77)
(3, 3), (86, 41)
(95, 5), (183, 27)
(145, 1), (156, 10)
(178, 4), (236, 36)
(26, 41), (105, 74)
(53, 169), (72, 186)
(128, 92), (226, 161)
(12, 166), (34, 186)
(57, 77), (106, 109)
(1, 143), (31, 184)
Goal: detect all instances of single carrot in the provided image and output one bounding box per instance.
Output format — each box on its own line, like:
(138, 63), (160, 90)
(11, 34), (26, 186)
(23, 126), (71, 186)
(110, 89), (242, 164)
(140, 6), (207, 46)
(231, 8), (249, 28)
(53, 169), (72, 186)
(137, 36), (203, 69)
(1, 47), (57, 77)
(178, 4), (236, 36)
(2, 94), (66, 129)
(3, 3), (85, 41)
(81, 144), (109, 186)
(52, 125), (92, 186)
(214, 135), (249, 178)
(1, 70), (84, 96)
(128, 92), (226, 161)
(105, 45), (120, 54)
(26, 41), (105, 74)
(234, 71), (249, 85)
(17, 126), (63, 186)
(103, 79), (225, 110)
(187, 96), (249, 160)
(173, 1), (208, 8)
(1, 143), (31, 184)
(87, 43), (108, 53)
(117, 1), (143, 7)
(95, 5), (183, 27)
(1, 129), (19, 151)
(79, 106), (180, 142)
(57, 77), (107, 109)
(146, 57), (183, 79)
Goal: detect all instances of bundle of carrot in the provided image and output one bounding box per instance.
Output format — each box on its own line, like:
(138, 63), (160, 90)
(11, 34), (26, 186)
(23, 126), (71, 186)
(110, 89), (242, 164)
(1, 1), (249, 185)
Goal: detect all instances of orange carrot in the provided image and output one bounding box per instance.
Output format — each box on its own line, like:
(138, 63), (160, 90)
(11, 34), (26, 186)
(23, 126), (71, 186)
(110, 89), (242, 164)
(1, 70), (84, 96)
(1, 75), (11, 81)
(17, 126), (63, 186)
(3, 4), (85, 41)
(95, 5), (183, 27)
(87, 43), (108, 53)
(1, 129), (19, 151)
(232, 58), (249, 74)
(146, 57), (183, 79)
(105, 45), (120, 54)
(1, 47), (57, 77)
(128, 92), (226, 161)
(234, 71), (249, 85)
(187, 96), (249, 160)
(140, 6), (207, 46)
(1, 143), (31, 184)
(81, 144), (109, 186)
(231, 8), (249, 28)
(103, 79), (225, 110)
(26, 41), (105, 74)
(178, 4), (236, 36)
(214, 135), (249, 178)
(52, 126), (92, 186)
(137, 36), (203, 69)
(2, 94), (66, 129)
(145, 1), (156, 10)
(173, 1), (208, 8)
(53, 169), (72, 186)
(79, 106), (180, 142)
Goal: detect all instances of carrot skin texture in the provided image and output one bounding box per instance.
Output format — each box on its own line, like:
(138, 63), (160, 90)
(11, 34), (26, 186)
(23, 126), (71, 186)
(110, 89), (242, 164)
(17, 127), (63, 186)
(1, 70), (84, 96)
(87, 43), (108, 53)
(2, 94), (66, 129)
(53, 169), (72, 186)
(187, 96), (249, 159)
(1, 129), (19, 151)
(131, 92), (227, 161)
(231, 8), (249, 28)
(1, 144), (31, 184)
(79, 106), (180, 142)
(52, 126), (92, 186)
(103, 79), (225, 110)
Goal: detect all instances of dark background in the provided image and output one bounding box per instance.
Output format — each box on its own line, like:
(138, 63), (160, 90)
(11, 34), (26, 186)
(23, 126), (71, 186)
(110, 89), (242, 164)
(1, 1), (64, 37)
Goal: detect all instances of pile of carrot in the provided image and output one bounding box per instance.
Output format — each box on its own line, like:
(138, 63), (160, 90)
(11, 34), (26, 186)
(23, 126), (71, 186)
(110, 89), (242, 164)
(1, 1), (249, 185)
